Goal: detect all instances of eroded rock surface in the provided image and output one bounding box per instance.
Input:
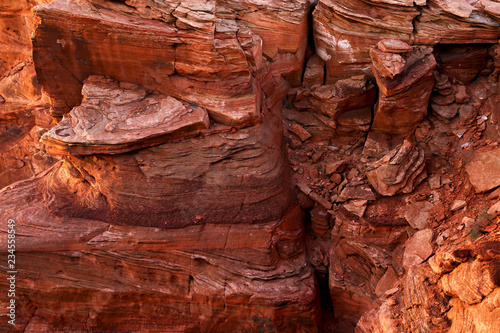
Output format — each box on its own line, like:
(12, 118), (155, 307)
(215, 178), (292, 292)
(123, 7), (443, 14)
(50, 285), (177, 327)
(42, 76), (210, 155)
(370, 42), (437, 137)
(1, 0), (500, 332)
(366, 140), (427, 196)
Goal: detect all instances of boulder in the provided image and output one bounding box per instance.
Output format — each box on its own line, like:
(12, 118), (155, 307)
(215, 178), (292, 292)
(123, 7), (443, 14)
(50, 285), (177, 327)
(366, 140), (427, 196)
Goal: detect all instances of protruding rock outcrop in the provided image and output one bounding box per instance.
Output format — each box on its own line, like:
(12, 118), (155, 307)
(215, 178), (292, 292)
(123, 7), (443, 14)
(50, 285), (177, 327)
(313, 0), (418, 82)
(39, 109), (296, 228)
(32, 0), (310, 124)
(294, 75), (377, 130)
(42, 76), (210, 155)
(0, 2), (320, 331)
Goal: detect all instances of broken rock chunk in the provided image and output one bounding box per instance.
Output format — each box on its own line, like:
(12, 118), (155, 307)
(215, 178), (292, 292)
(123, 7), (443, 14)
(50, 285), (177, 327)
(366, 140), (427, 196)
(465, 148), (500, 193)
(404, 201), (434, 230)
(403, 229), (434, 270)
(289, 123), (312, 142)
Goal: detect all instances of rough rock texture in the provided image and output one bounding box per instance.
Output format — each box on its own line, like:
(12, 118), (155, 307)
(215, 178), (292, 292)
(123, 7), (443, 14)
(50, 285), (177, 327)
(0, 1), (323, 331)
(357, 236), (500, 333)
(0, 0), (50, 104)
(465, 148), (500, 193)
(415, 0), (500, 44)
(294, 75), (377, 129)
(370, 43), (437, 137)
(39, 109), (295, 229)
(0, 193), (319, 331)
(366, 140), (427, 196)
(2, 0), (500, 332)
(328, 205), (409, 328)
(0, 104), (58, 188)
(313, 0), (419, 81)
(0, 0), (58, 188)
(32, 0), (310, 123)
(42, 76), (210, 155)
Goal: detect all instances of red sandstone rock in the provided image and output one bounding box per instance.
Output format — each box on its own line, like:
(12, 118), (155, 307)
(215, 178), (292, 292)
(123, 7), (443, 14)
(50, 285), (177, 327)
(33, 0), (261, 124)
(366, 140), (427, 196)
(294, 76), (377, 128)
(32, 0), (310, 123)
(42, 76), (210, 155)
(377, 39), (413, 54)
(403, 229), (434, 269)
(403, 201), (434, 230)
(0, 104), (58, 188)
(358, 235), (500, 333)
(0, 192), (320, 331)
(465, 148), (500, 193)
(313, 0), (418, 82)
(289, 123), (312, 142)
(436, 45), (490, 85)
(329, 206), (409, 327)
(415, 0), (500, 44)
(303, 54), (325, 89)
(2, 0), (500, 331)
(38, 110), (295, 229)
(370, 44), (437, 137)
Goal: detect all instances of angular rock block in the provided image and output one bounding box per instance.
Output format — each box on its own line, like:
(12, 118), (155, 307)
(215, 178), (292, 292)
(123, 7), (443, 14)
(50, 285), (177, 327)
(294, 75), (377, 128)
(357, 236), (500, 333)
(42, 76), (210, 155)
(313, 0), (418, 82)
(415, 0), (500, 44)
(465, 148), (500, 193)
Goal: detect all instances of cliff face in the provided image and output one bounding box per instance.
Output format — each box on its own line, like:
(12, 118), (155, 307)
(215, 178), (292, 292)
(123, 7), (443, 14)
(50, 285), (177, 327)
(1, 0), (500, 332)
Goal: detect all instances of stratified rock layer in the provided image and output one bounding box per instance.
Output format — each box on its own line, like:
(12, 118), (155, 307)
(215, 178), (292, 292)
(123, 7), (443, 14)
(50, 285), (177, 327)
(32, 0), (310, 124)
(366, 140), (427, 196)
(39, 108), (295, 229)
(357, 236), (500, 333)
(0, 188), (319, 331)
(0, 104), (58, 188)
(313, 0), (418, 82)
(370, 42), (437, 137)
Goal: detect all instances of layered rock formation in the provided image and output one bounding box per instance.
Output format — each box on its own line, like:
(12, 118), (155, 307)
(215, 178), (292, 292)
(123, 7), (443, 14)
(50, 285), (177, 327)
(39, 106), (295, 228)
(0, 183), (318, 331)
(42, 75), (210, 155)
(32, 0), (309, 122)
(366, 140), (427, 196)
(357, 235), (500, 333)
(1, 0), (500, 331)
(370, 41), (437, 137)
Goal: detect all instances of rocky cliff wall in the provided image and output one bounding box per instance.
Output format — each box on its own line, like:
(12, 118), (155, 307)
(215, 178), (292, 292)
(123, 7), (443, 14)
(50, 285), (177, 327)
(0, 0), (500, 332)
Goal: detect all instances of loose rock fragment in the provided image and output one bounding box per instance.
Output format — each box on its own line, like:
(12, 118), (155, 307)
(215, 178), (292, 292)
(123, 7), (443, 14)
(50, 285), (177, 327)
(366, 140), (427, 196)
